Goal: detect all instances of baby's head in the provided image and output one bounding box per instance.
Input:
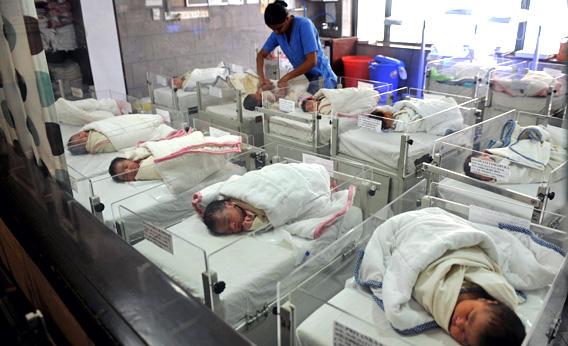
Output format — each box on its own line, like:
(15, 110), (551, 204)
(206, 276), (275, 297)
(203, 199), (250, 235)
(450, 298), (525, 346)
(370, 109), (394, 129)
(463, 153), (494, 182)
(109, 157), (140, 182)
(301, 97), (317, 112)
(243, 92), (262, 111)
(67, 131), (89, 155)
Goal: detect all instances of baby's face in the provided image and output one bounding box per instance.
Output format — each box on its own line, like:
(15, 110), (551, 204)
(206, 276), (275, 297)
(69, 131), (89, 148)
(115, 159), (140, 182)
(304, 99), (317, 112)
(449, 299), (493, 346)
(215, 202), (245, 234)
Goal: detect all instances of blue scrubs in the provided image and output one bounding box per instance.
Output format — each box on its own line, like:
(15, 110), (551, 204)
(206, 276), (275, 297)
(262, 16), (337, 89)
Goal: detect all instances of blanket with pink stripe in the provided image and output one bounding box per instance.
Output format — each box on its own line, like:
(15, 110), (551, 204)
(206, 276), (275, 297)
(135, 130), (242, 194)
(192, 163), (355, 239)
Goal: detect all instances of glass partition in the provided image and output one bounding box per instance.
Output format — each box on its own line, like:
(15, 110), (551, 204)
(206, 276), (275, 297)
(333, 87), (481, 175)
(117, 205), (209, 299)
(277, 179), (568, 346)
(111, 142), (387, 329)
(426, 58), (528, 98)
(67, 164), (98, 212)
(488, 63), (567, 115)
(260, 80), (326, 149)
(198, 82), (241, 115)
(93, 90), (145, 114)
(192, 118), (254, 147)
(65, 109), (187, 178)
(432, 110), (567, 226)
(65, 122), (248, 229)
(337, 76), (392, 94)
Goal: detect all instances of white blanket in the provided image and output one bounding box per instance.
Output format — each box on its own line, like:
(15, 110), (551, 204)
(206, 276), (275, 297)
(485, 124), (567, 183)
(315, 88), (379, 115)
(192, 163), (355, 239)
(390, 97), (463, 135)
(492, 70), (565, 97)
(82, 114), (166, 150)
(357, 207), (564, 335)
(131, 131), (242, 194)
(439, 61), (493, 80)
(55, 97), (123, 125)
(181, 67), (230, 90)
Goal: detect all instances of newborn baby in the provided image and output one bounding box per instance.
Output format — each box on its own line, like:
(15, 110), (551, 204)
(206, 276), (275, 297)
(413, 246), (526, 346)
(68, 129), (114, 155)
(243, 75), (314, 111)
(202, 198), (269, 235)
(443, 283), (524, 346)
(463, 124), (566, 184)
(108, 156), (160, 182)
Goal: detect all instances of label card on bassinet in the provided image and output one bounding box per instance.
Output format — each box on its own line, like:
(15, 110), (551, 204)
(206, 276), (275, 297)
(209, 126), (231, 138)
(357, 115), (382, 133)
(468, 205), (531, 230)
(357, 81), (374, 90)
(333, 321), (384, 346)
(209, 86), (223, 98)
(279, 98), (295, 113)
(71, 87), (83, 98)
(470, 157), (509, 180)
(143, 221), (174, 254)
(303, 153), (334, 177)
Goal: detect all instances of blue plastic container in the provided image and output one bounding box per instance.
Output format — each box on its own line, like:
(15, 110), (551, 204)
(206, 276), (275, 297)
(369, 55), (407, 94)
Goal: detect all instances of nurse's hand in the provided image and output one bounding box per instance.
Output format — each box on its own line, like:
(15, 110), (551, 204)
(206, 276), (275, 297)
(260, 78), (274, 91)
(277, 78), (288, 89)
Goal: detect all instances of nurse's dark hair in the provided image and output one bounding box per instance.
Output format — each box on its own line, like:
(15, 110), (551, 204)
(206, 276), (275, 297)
(203, 199), (229, 235)
(478, 301), (525, 346)
(264, 0), (289, 26)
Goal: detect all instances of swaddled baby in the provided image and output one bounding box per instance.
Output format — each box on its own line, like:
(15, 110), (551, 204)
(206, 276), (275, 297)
(356, 208), (554, 346)
(300, 87), (380, 116)
(202, 199), (269, 235)
(108, 156), (160, 182)
(67, 114), (169, 155)
(68, 129), (118, 155)
(413, 246), (525, 346)
(463, 122), (566, 184)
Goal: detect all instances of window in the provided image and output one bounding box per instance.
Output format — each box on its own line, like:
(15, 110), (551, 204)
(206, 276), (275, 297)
(523, 0), (568, 55)
(356, 0), (385, 44)
(355, 0), (566, 56)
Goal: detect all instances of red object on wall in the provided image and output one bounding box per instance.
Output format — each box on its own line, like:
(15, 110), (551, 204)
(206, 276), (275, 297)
(557, 37), (567, 62)
(341, 56), (373, 87)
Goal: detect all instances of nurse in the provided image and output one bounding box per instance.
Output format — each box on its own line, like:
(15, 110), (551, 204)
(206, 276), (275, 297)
(257, 0), (337, 92)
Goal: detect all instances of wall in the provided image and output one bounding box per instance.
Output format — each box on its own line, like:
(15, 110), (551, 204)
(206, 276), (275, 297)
(356, 43), (431, 89)
(114, 1), (271, 96)
(80, 0), (126, 95)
